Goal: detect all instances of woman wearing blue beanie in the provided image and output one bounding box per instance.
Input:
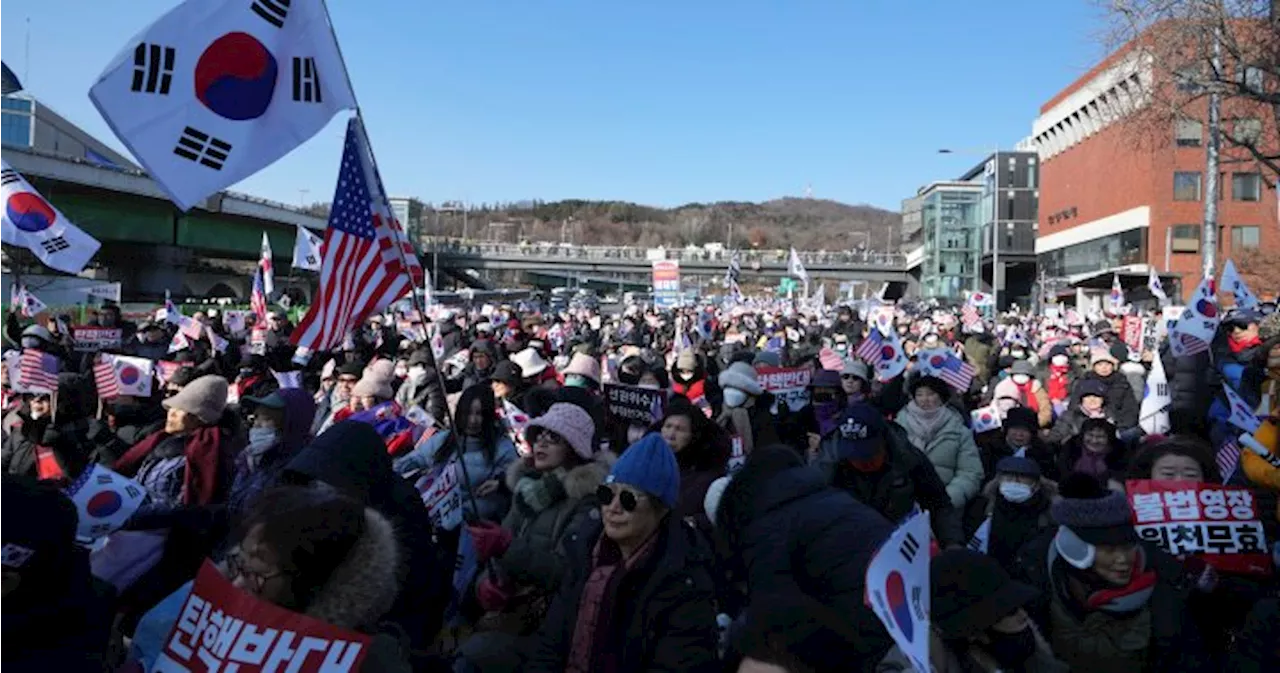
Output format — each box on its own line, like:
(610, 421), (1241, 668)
(525, 433), (720, 673)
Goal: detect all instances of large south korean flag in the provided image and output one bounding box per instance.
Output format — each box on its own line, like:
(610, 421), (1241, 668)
(89, 0), (356, 211)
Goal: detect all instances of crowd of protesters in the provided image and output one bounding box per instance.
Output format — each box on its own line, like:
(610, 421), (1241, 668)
(2, 291), (1278, 673)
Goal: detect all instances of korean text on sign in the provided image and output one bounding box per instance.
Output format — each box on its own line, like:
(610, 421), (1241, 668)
(153, 561), (371, 673)
(1127, 480), (1271, 576)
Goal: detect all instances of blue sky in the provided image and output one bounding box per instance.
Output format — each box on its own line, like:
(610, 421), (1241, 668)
(2, 0), (1110, 211)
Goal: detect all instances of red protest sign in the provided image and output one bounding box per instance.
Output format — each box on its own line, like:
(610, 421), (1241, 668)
(1121, 316), (1144, 352)
(756, 365), (812, 413)
(153, 560), (372, 672)
(1126, 480), (1272, 577)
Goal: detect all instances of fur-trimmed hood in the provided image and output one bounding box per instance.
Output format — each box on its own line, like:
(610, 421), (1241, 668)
(982, 477), (1059, 516)
(504, 453), (615, 501)
(305, 507), (401, 631)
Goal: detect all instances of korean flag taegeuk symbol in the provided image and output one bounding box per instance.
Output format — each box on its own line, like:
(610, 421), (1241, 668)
(88, 0), (357, 211)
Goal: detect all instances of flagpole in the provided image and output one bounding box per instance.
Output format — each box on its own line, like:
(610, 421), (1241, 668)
(320, 0), (483, 519)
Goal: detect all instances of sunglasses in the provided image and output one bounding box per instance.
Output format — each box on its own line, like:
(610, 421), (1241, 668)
(596, 484), (647, 512)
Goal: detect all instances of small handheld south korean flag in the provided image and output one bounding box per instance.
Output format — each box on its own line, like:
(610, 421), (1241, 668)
(89, 0), (357, 210)
(970, 405), (1002, 434)
(10, 284), (48, 318)
(866, 511), (934, 673)
(1, 162), (102, 274)
(1220, 259), (1259, 310)
(1107, 273), (1126, 315)
(292, 225), (324, 271)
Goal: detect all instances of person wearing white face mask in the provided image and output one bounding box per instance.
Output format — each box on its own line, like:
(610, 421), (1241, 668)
(393, 348), (446, 424)
(976, 456), (1058, 575)
(992, 360), (1052, 428)
(226, 389), (316, 519)
(716, 361), (780, 461)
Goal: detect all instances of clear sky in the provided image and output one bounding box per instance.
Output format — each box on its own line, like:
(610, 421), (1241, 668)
(1, 0), (1111, 211)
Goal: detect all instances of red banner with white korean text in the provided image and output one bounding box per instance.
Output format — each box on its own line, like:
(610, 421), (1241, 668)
(152, 560), (372, 672)
(1126, 480), (1272, 577)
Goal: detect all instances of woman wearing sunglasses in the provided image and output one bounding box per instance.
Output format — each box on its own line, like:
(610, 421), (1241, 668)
(455, 402), (610, 671)
(525, 433), (719, 673)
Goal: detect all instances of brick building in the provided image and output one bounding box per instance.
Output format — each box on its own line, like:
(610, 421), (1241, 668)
(1031, 33), (1277, 303)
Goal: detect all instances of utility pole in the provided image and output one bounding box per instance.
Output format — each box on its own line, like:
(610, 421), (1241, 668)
(1202, 25), (1222, 279)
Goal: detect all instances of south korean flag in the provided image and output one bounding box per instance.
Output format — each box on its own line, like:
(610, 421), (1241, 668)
(89, 0), (357, 211)
(1, 162), (101, 274)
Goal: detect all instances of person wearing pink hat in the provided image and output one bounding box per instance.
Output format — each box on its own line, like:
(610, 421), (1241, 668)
(457, 403), (612, 669)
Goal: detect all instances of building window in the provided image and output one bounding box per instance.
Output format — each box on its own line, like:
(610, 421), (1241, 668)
(1175, 118), (1202, 147)
(1231, 226), (1260, 250)
(0, 111), (31, 147)
(1171, 224), (1200, 253)
(1232, 173), (1261, 201)
(1175, 66), (1203, 92)
(1231, 118), (1263, 144)
(1173, 172), (1202, 201)
(1236, 66), (1265, 93)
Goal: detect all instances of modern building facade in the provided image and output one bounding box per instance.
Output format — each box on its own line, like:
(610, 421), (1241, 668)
(1030, 36), (1278, 303)
(956, 151), (1039, 309)
(2, 93), (136, 169)
(914, 181), (984, 302)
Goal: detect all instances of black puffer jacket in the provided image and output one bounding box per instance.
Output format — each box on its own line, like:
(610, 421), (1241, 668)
(1070, 370), (1138, 429)
(86, 401), (167, 466)
(1160, 344), (1213, 436)
(525, 515), (720, 673)
(283, 421), (450, 655)
(717, 449), (894, 673)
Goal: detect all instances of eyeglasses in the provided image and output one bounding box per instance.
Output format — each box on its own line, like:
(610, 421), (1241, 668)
(225, 548), (285, 593)
(596, 484), (648, 512)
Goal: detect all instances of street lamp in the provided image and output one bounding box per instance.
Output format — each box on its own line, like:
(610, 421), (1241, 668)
(938, 146), (1001, 309)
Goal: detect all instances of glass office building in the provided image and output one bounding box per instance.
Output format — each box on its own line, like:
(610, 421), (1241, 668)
(919, 182), (983, 301)
(2, 95), (34, 147)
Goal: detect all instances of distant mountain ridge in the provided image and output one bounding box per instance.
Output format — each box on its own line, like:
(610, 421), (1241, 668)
(413, 197), (902, 251)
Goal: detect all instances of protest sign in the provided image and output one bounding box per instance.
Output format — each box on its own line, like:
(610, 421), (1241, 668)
(153, 560), (371, 672)
(62, 464), (147, 542)
(604, 383), (667, 426)
(72, 326), (122, 352)
(866, 510), (934, 673)
(756, 365), (812, 414)
(415, 460), (463, 531)
(1121, 315), (1144, 352)
(1127, 480), (1271, 576)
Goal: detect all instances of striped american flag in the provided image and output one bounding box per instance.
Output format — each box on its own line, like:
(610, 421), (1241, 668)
(1216, 438), (1242, 482)
(1175, 333), (1210, 356)
(818, 347), (843, 371)
(855, 329), (884, 364)
(18, 349), (59, 393)
(250, 266), (268, 328)
(93, 354), (121, 399)
(292, 118), (422, 353)
(961, 304), (981, 328)
(921, 350), (977, 392)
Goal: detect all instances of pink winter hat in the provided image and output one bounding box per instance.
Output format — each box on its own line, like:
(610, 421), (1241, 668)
(527, 402), (596, 460)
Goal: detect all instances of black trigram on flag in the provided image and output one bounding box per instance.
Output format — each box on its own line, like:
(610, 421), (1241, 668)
(292, 57), (322, 103)
(40, 236), (71, 255)
(251, 0), (291, 28)
(173, 127), (232, 170)
(898, 532), (920, 564)
(0, 169), (19, 186)
(131, 43), (175, 94)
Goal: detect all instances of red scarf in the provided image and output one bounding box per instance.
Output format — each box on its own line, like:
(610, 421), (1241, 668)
(1228, 333), (1262, 354)
(673, 377), (705, 400)
(1047, 364), (1071, 401)
(566, 529), (662, 673)
(1014, 379), (1041, 412)
(114, 426), (227, 506)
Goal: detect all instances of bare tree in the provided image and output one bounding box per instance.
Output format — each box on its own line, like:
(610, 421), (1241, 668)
(1101, 0), (1279, 177)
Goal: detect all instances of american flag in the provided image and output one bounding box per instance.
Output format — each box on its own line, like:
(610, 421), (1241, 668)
(961, 304), (981, 328)
(818, 347), (844, 371)
(1174, 332), (1210, 357)
(93, 354), (121, 399)
(19, 349), (59, 393)
(920, 349), (976, 393)
(291, 117), (422, 353)
(1216, 438), (1242, 482)
(855, 329), (884, 364)
(250, 266), (268, 328)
